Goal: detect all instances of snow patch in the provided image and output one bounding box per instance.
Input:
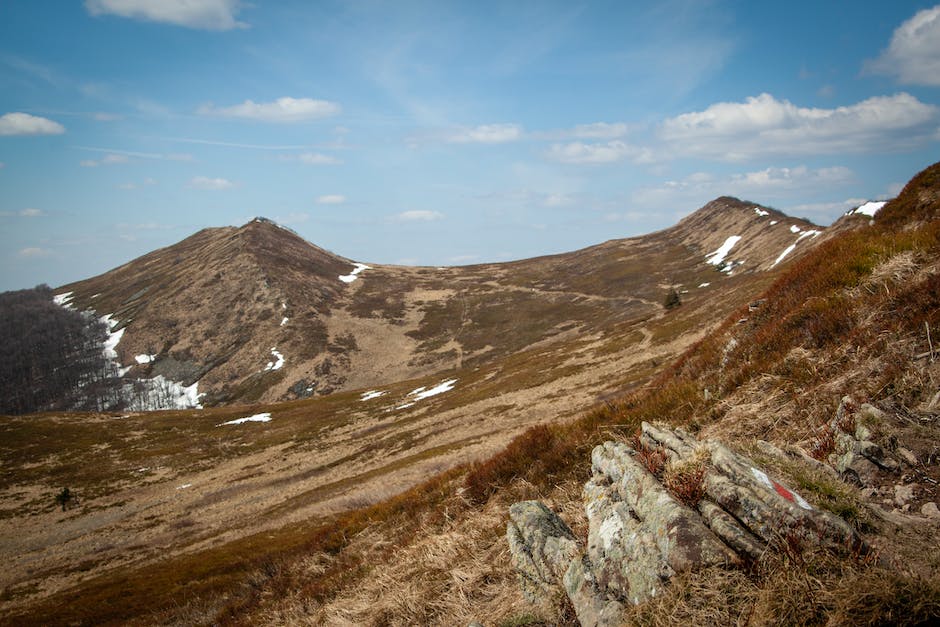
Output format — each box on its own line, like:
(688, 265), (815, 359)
(789, 225), (801, 233)
(53, 291), (74, 308)
(706, 235), (742, 267)
(264, 347), (285, 371)
(698, 282), (711, 288)
(123, 377), (203, 411)
(753, 207), (769, 217)
(771, 244), (797, 267)
(409, 378), (458, 401)
(392, 378), (459, 410)
(280, 317), (289, 326)
(100, 314), (128, 373)
(135, 354), (156, 364)
(770, 220), (779, 226)
(772, 230), (823, 268)
(217, 412), (272, 426)
(176, 483), (192, 490)
(339, 262), (371, 284)
(798, 229), (821, 241)
(360, 390), (386, 401)
(848, 201), (886, 217)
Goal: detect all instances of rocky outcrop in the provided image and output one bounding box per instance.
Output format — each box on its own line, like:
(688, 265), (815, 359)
(507, 422), (866, 626)
(829, 395), (900, 486)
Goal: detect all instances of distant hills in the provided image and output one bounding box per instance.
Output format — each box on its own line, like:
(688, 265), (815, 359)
(54, 196), (830, 410)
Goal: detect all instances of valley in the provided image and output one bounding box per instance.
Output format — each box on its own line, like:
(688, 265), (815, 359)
(0, 196), (823, 620)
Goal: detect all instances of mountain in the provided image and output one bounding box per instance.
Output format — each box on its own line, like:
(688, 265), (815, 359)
(4, 190), (884, 624)
(55, 197), (826, 410)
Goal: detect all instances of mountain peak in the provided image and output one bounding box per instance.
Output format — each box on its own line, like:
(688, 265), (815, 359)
(671, 196), (824, 274)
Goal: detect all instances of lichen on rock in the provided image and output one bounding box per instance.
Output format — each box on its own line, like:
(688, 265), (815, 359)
(507, 422), (868, 626)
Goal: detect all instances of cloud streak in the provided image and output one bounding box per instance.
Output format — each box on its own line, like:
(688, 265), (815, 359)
(198, 97), (341, 122)
(394, 210), (443, 221)
(85, 0), (248, 31)
(443, 124), (523, 144)
(188, 176), (235, 190)
(316, 194), (346, 204)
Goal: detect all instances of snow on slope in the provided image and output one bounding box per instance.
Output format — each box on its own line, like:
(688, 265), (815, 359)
(52, 296), (204, 410)
(339, 263), (371, 284)
(395, 378), (458, 410)
(771, 229), (822, 268)
(264, 347), (285, 371)
(846, 201), (887, 217)
(217, 412), (272, 426)
(706, 236), (742, 267)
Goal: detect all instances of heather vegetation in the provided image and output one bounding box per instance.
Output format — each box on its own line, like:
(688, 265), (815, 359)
(3, 164), (939, 625)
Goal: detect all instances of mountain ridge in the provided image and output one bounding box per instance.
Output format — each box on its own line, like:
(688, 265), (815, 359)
(54, 195), (833, 410)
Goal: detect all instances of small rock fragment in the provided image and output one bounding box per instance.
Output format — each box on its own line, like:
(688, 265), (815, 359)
(894, 484), (916, 507)
(921, 502), (940, 519)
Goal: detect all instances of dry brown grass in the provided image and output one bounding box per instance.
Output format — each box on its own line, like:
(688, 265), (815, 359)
(624, 551), (940, 627)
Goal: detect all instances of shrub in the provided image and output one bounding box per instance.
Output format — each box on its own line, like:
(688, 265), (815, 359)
(663, 288), (682, 310)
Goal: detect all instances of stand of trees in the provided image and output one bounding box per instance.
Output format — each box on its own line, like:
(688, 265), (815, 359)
(0, 285), (120, 414)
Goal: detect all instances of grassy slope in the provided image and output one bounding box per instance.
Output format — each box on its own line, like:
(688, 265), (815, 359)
(215, 163), (939, 626)
(5, 166), (940, 625)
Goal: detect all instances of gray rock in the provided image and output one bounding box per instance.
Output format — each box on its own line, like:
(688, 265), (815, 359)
(837, 450), (882, 486)
(894, 484), (916, 507)
(507, 501), (580, 604)
(921, 502), (940, 519)
(859, 403), (887, 424)
(898, 447), (919, 467)
(507, 500), (623, 627)
(507, 423), (870, 623)
(591, 441), (739, 574)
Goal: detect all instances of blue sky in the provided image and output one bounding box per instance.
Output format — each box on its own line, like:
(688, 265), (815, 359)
(1, 1), (939, 292)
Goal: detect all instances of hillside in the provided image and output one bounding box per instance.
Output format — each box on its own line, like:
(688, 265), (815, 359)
(0, 187), (911, 625)
(53, 198), (824, 409)
(201, 163), (936, 626)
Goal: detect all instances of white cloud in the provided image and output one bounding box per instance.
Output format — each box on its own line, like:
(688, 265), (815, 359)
(20, 208), (45, 217)
(198, 97), (340, 122)
(297, 152), (342, 165)
(632, 165), (857, 212)
(867, 6), (940, 86)
(783, 198), (870, 219)
(545, 140), (650, 164)
(18, 247), (50, 258)
(188, 176), (235, 190)
(0, 112), (65, 136)
(395, 210), (443, 221)
(444, 124), (523, 144)
(659, 92), (938, 160)
(80, 153), (129, 167)
(728, 165), (854, 190)
(316, 194), (346, 204)
(85, 0), (248, 31)
(563, 122), (629, 139)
